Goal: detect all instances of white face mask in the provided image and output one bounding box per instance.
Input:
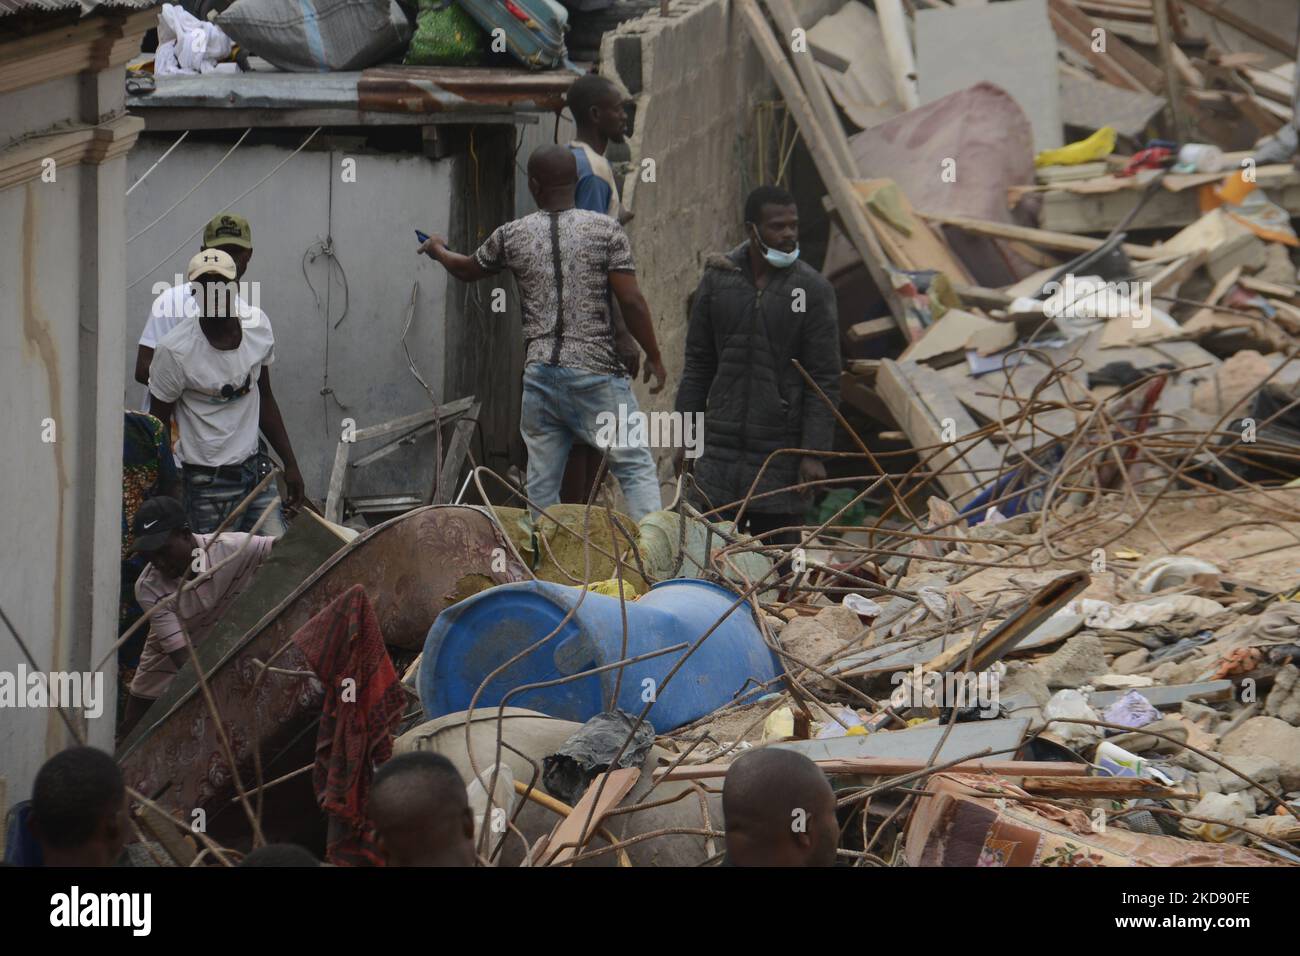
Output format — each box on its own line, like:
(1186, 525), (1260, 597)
(750, 225), (800, 268)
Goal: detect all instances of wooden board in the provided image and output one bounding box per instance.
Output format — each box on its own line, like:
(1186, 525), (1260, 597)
(1048, 0), (1166, 93)
(922, 212), (1166, 260)
(1039, 166), (1300, 233)
(540, 767), (640, 865)
(1020, 776), (1186, 799)
(851, 179), (974, 283)
(806, 0), (903, 129)
(876, 358), (1008, 501)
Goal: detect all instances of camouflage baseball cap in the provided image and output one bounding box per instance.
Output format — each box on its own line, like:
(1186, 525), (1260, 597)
(203, 212), (252, 250)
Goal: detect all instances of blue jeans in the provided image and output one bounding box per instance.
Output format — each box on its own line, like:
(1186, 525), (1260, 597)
(182, 457), (287, 537)
(521, 364), (662, 522)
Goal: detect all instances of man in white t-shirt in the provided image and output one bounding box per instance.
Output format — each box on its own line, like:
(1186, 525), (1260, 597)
(134, 212), (257, 404)
(148, 248), (304, 538)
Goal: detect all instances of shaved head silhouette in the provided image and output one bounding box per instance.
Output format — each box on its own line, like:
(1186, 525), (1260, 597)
(527, 145), (578, 208)
(723, 747), (839, 867)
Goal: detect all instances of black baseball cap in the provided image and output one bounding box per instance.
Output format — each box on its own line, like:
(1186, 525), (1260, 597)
(129, 497), (189, 553)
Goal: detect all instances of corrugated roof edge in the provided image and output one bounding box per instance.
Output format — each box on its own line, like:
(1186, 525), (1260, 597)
(0, 0), (160, 19)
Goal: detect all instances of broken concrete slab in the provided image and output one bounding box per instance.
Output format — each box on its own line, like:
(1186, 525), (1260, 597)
(1087, 680), (1235, 710)
(915, 0), (1063, 153)
(1220, 715), (1300, 790)
(1265, 662), (1300, 726)
(1031, 632), (1108, 688)
(1112, 648), (1151, 675)
(773, 717), (1031, 766)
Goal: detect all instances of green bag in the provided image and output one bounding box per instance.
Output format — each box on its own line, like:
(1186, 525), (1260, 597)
(404, 0), (486, 66)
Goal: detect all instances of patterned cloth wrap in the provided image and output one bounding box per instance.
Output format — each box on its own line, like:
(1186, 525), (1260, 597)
(291, 584), (407, 866)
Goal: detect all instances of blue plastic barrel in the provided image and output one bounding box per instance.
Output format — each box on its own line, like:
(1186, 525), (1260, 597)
(419, 578), (783, 732)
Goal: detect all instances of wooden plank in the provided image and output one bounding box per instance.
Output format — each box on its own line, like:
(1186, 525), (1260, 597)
(968, 570), (1089, 672)
(1145, 250), (1206, 297)
(875, 0), (921, 110)
(351, 395), (477, 442)
(807, 1), (903, 129)
(1242, 66), (1295, 105)
(839, 371), (896, 427)
(1152, 0), (1189, 138)
(655, 757), (1090, 782)
(902, 309), (1014, 365)
(1050, 6), (1149, 92)
(1020, 776), (1187, 798)
(847, 317), (897, 344)
(955, 358), (1083, 445)
(762, 0), (857, 175)
(1048, 0), (1166, 92)
(1038, 172), (1300, 232)
(324, 440), (351, 524)
(431, 401), (481, 505)
(1169, 43), (1204, 90)
(737, 0), (908, 332)
(845, 358), (881, 379)
(875, 358), (1006, 501)
(540, 767), (640, 865)
(1095, 16), (1158, 45)
(850, 179), (974, 283)
(349, 411), (466, 470)
(921, 212), (1166, 259)
(1179, 0), (1299, 59)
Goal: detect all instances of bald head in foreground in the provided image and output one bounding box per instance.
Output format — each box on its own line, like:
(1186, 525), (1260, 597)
(722, 748), (839, 867)
(526, 143), (579, 206)
(368, 752), (476, 867)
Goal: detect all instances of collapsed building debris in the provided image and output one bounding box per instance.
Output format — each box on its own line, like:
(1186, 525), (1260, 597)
(8, 0), (1300, 873)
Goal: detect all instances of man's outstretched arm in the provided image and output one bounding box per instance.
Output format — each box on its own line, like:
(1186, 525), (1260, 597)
(419, 235), (492, 283)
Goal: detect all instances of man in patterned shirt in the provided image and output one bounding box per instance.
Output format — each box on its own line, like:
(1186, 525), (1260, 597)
(418, 145), (667, 521)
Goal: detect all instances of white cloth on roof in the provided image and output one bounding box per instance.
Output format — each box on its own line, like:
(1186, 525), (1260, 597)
(155, 3), (238, 76)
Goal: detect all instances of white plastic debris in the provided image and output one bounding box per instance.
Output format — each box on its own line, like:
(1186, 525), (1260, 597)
(1042, 688), (1102, 748)
(841, 593), (883, 618)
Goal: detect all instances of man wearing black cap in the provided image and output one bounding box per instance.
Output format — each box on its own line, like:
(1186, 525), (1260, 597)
(119, 496), (273, 734)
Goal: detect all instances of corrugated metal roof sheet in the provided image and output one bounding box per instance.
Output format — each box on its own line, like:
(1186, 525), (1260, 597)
(0, 0), (159, 18)
(127, 65), (575, 121)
